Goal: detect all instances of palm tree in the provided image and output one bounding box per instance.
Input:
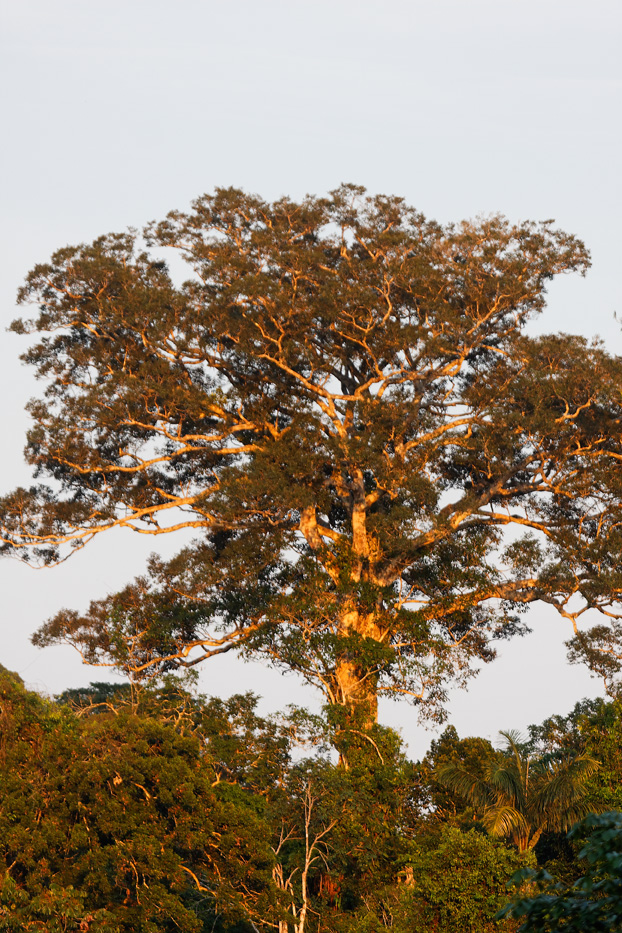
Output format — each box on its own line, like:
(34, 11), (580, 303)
(435, 730), (599, 852)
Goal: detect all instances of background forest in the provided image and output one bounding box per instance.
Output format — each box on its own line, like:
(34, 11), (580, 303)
(4, 663), (622, 932)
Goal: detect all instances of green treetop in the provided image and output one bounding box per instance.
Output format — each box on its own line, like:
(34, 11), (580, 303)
(0, 669), (279, 932)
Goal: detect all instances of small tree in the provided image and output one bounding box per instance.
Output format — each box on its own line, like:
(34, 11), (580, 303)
(414, 724), (498, 826)
(4, 185), (622, 729)
(398, 825), (531, 933)
(436, 730), (599, 852)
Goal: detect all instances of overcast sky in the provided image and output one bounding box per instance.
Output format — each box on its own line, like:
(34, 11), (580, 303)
(1, 0), (620, 757)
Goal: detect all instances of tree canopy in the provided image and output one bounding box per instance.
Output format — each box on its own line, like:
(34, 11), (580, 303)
(4, 184), (622, 726)
(3, 665), (538, 933)
(0, 669), (279, 932)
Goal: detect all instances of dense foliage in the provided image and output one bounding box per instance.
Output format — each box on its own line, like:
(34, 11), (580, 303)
(399, 826), (530, 933)
(501, 812), (622, 932)
(3, 661), (622, 932)
(0, 668), (278, 932)
(3, 187), (622, 731)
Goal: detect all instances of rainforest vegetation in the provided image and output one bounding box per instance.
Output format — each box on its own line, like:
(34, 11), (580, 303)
(3, 186), (622, 930)
(3, 665), (622, 932)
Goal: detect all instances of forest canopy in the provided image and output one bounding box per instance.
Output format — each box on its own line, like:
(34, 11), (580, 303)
(4, 664), (622, 933)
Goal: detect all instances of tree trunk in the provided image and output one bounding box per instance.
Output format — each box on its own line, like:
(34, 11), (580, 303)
(333, 608), (383, 730)
(334, 658), (378, 726)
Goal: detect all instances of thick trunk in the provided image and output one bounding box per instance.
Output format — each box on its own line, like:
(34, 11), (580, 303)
(334, 657), (378, 726)
(333, 608), (383, 730)
(300, 500), (386, 732)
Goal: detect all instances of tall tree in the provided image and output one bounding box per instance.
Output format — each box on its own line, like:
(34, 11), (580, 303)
(3, 185), (622, 727)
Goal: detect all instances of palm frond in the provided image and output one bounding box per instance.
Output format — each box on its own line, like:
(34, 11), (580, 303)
(531, 755), (600, 831)
(434, 762), (496, 811)
(483, 804), (530, 842)
(544, 798), (602, 834)
(498, 729), (530, 790)
(498, 729), (527, 753)
(488, 763), (525, 810)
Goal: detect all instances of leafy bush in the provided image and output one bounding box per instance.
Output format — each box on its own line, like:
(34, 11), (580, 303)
(500, 811), (622, 932)
(396, 825), (533, 932)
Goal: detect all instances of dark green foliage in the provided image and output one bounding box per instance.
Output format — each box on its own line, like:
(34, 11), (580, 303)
(522, 699), (621, 885)
(56, 680), (134, 712)
(413, 724), (498, 826)
(527, 698), (605, 763)
(0, 877), (116, 932)
(3, 186), (622, 727)
(397, 825), (531, 932)
(436, 730), (598, 852)
(0, 670), (278, 932)
(501, 812), (622, 932)
(571, 700), (622, 813)
(194, 692), (291, 794)
(527, 698), (622, 815)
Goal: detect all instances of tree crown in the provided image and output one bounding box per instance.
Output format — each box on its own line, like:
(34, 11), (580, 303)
(5, 185), (622, 722)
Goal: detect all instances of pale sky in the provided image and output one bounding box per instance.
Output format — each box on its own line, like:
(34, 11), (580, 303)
(1, 0), (621, 757)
